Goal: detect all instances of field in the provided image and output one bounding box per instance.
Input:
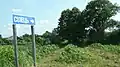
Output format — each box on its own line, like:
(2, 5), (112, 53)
(0, 43), (120, 67)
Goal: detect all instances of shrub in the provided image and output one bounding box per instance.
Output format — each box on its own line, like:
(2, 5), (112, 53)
(90, 43), (120, 53)
(56, 44), (90, 64)
(36, 44), (60, 61)
(0, 45), (32, 67)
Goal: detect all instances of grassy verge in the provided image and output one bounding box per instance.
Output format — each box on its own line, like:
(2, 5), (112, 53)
(38, 44), (120, 67)
(0, 43), (120, 67)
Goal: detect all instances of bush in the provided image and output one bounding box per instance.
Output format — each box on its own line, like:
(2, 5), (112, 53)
(56, 44), (90, 64)
(36, 44), (60, 61)
(0, 38), (12, 45)
(0, 45), (32, 67)
(0, 46), (14, 67)
(90, 43), (120, 53)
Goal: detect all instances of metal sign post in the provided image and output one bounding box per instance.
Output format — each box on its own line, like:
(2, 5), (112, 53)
(13, 24), (19, 67)
(31, 25), (36, 67)
(12, 14), (36, 67)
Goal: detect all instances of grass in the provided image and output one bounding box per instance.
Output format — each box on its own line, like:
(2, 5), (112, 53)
(38, 43), (120, 67)
(0, 45), (33, 67)
(0, 44), (59, 67)
(0, 43), (120, 67)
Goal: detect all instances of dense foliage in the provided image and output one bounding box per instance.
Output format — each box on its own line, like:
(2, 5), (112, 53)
(0, 44), (59, 67)
(0, 45), (33, 67)
(56, 0), (120, 44)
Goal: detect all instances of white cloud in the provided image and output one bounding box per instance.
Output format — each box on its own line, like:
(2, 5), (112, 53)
(34, 20), (50, 34)
(7, 23), (12, 32)
(2, 23), (13, 37)
(110, 0), (120, 5)
(110, 0), (120, 21)
(12, 8), (22, 13)
(4, 25), (7, 27)
(34, 20), (58, 35)
(39, 20), (49, 25)
(16, 25), (31, 36)
(2, 23), (31, 37)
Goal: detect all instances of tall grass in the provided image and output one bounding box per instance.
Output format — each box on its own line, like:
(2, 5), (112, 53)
(0, 45), (32, 67)
(0, 43), (120, 67)
(0, 44), (59, 67)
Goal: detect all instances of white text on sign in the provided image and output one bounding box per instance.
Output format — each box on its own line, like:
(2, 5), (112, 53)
(14, 16), (29, 23)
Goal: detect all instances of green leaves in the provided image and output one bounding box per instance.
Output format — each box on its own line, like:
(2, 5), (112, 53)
(0, 45), (32, 67)
(56, 0), (120, 44)
(57, 45), (89, 64)
(0, 44), (59, 67)
(57, 7), (84, 43)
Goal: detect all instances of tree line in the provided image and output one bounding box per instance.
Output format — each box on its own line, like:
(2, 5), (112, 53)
(55, 0), (120, 45)
(0, 0), (120, 46)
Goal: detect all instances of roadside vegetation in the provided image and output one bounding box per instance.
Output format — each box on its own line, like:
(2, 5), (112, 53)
(0, 0), (120, 67)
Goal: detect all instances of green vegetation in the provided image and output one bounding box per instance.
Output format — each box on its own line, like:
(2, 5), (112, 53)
(38, 43), (120, 67)
(57, 0), (120, 44)
(0, 0), (120, 67)
(0, 45), (32, 67)
(0, 43), (120, 67)
(0, 44), (59, 67)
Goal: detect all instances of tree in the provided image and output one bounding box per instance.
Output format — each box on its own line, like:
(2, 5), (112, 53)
(103, 20), (120, 44)
(50, 28), (62, 44)
(42, 31), (51, 38)
(57, 9), (72, 41)
(42, 31), (52, 44)
(0, 34), (2, 38)
(57, 7), (84, 43)
(82, 0), (120, 42)
(1, 38), (12, 45)
(105, 29), (120, 44)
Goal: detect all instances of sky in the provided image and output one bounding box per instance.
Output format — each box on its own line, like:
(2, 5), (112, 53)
(0, 0), (120, 37)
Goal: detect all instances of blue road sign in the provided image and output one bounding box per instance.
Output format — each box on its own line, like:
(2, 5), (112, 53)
(13, 15), (35, 25)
